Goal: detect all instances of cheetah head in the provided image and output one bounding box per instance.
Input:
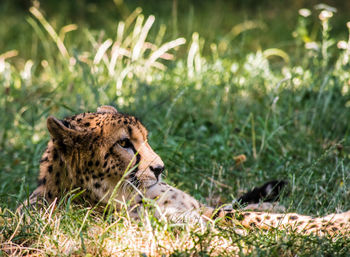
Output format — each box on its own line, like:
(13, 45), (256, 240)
(47, 106), (164, 189)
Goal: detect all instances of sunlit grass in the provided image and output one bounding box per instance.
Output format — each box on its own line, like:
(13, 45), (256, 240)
(1, 2), (350, 256)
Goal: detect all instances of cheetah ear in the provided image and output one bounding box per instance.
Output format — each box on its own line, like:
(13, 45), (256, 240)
(97, 105), (118, 114)
(47, 116), (78, 146)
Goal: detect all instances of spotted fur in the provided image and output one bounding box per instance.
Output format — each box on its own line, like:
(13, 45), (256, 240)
(24, 106), (350, 235)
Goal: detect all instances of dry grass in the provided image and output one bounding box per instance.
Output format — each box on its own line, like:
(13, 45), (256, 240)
(1, 203), (245, 256)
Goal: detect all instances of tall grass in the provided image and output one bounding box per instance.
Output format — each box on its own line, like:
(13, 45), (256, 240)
(1, 2), (350, 256)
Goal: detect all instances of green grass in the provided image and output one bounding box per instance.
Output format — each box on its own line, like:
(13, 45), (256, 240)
(1, 1), (350, 256)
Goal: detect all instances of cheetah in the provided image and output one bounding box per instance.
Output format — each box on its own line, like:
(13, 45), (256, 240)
(24, 105), (350, 235)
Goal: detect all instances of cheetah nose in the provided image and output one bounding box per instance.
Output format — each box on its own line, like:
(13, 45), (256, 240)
(150, 165), (164, 178)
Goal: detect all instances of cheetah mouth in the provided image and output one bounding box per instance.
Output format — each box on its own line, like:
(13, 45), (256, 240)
(128, 173), (157, 189)
(129, 176), (158, 189)
(129, 167), (159, 188)
(142, 179), (158, 188)
(129, 175), (141, 188)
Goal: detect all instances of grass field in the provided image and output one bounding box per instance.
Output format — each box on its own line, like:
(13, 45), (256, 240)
(1, 1), (350, 256)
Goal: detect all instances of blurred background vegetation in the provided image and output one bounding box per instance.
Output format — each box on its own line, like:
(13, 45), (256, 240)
(2, 0), (350, 59)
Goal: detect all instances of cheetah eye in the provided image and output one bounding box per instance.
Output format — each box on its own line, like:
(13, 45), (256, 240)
(118, 138), (132, 149)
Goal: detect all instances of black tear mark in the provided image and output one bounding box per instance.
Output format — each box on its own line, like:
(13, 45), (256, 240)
(129, 143), (141, 186)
